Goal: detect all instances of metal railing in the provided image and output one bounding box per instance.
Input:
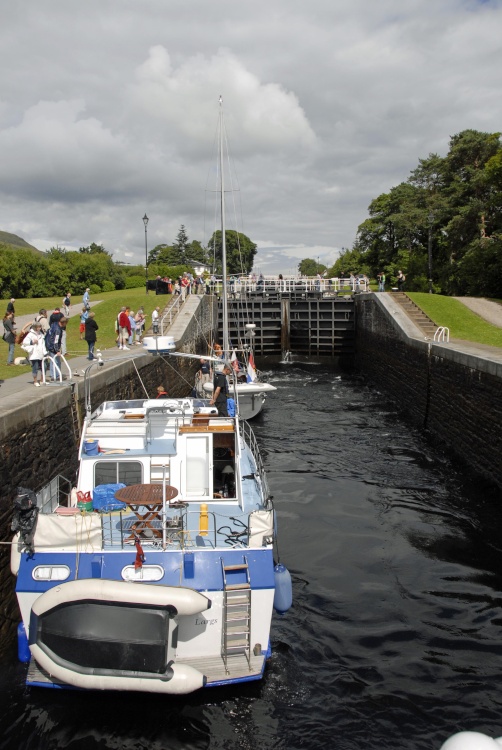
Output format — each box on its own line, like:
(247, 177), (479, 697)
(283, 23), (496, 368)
(160, 294), (186, 334)
(434, 327), (450, 343)
(207, 275), (368, 296)
(239, 420), (271, 505)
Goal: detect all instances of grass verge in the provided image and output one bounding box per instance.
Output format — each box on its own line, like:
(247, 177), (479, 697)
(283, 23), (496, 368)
(408, 293), (502, 348)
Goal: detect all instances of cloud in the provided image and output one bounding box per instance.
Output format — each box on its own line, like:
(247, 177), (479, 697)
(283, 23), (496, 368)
(1, 0), (502, 271)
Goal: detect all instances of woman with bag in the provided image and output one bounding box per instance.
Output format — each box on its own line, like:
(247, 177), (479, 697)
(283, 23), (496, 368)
(2, 311), (16, 365)
(21, 322), (46, 386)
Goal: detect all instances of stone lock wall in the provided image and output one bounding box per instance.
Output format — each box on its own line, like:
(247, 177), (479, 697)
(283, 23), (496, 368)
(355, 294), (502, 489)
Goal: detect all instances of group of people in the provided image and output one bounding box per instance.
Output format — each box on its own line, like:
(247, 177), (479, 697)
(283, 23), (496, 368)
(114, 306), (147, 349)
(376, 270), (406, 292)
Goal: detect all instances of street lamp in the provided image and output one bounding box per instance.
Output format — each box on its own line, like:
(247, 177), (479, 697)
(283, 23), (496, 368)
(143, 213), (149, 292)
(428, 211), (434, 294)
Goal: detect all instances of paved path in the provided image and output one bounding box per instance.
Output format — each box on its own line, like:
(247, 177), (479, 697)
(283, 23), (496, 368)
(12, 300), (103, 332)
(455, 297), (502, 328)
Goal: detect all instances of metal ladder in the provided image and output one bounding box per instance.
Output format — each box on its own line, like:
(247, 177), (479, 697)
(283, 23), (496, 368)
(221, 557), (251, 673)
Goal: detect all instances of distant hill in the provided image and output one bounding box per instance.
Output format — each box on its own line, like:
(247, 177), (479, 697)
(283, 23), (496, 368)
(0, 231), (43, 255)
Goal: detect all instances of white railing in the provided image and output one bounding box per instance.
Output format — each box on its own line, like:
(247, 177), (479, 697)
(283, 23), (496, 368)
(434, 327), (450, 343)
(159, 294), (186, 335)
(42, 353), (73, 384)
(208, 275), (369, 296)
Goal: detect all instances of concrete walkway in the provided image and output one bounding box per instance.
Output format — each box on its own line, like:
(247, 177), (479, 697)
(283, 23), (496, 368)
(455, 297), (502, 328)
(12, 300), (103, 332)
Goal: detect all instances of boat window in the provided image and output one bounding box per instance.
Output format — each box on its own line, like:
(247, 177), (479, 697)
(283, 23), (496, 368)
(94, 461), (143, 486)
(121, 565), (164, 582)
(33, 565), (71, 581)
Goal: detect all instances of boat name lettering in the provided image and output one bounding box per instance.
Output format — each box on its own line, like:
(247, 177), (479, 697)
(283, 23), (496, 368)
(195, 617), (218, 626)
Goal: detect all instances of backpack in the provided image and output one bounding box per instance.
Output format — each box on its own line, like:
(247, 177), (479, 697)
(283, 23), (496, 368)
(64, 296), (70, 306)
(45, 325), (57, 352)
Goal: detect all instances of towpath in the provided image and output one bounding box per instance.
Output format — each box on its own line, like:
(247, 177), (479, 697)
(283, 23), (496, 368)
(455, 297), (502, 328)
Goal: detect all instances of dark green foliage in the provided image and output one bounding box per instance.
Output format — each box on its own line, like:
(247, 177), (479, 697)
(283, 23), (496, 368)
(208, 230), (257, 274)
(125, 276), (146, 289)
(352, 129), (502, 297)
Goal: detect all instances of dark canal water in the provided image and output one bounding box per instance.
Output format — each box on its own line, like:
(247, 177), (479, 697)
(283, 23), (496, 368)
(1, 362), (501, 749)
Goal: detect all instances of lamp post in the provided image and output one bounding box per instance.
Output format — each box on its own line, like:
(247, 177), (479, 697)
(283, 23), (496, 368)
(428, 211), (434, 294)
(143, 213), (149, 293)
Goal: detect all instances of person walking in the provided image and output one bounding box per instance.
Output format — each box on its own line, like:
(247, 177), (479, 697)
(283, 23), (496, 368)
(6, 298), (15, 317)
(21, 323), (46, 386)
(2, 311), (16, 365)
(83, 288), (91, 309)
(84, 311), (99, 360)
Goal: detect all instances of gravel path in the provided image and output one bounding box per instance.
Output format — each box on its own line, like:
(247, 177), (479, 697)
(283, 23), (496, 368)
(455, 297), (502, 328)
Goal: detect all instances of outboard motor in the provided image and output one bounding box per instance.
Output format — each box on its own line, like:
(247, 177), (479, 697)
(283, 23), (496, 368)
(11, 487), (39, 556)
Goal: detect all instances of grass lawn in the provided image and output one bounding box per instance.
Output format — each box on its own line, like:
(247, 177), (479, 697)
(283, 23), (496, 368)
(408, 293), (502, 348)
(1, 288), (171, 381)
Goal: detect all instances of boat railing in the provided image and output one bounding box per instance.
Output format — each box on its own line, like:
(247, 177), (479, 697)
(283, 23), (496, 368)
(36, 474), (73, 514)
(239, 421), (271, 505)
(100, 507), (250, 550)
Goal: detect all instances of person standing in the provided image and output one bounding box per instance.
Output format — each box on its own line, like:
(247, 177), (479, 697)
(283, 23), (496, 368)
(128, 310), (136, 346)
(156, 385), (168, 398)
(6, 298), (15, 316)
(62, 292), (71, 317)
(84, 311), (99, 360)
(45, 316), (67, 380)
(34, 309), (50, 334)
(49, 307), (63, 325)
(2, 311), (16, 365)
(134, 308), (145, 344)
(83, 288), (91, 309)
(118, 306), (131, 350)
(152, 306), (160, 334)
(79, 307), (89, 339)
(377, 272), (386, 292)
(21, 323), (46, 386)
(397, 270), (406, 292)
(210, 364), (231, 417)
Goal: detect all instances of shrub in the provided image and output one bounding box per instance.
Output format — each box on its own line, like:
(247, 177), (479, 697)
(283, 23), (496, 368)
(125, 276), (147, 289)
(89, 284), (101, 295)
(101, 280), (115, 292)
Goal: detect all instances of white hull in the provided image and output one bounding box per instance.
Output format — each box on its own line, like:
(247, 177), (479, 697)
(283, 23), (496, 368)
(202, 381), (276, 419)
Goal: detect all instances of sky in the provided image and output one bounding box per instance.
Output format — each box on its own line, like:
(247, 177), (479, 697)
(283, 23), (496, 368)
(1, 0), (502, 275)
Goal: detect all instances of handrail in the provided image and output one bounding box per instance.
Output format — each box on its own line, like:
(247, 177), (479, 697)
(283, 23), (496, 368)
(208, 275), (368, 295)
(434, 326), (450, 343)
(42, 353), (73, 384)
(160, 295), (186, 334)
(239, 420), (270, 505)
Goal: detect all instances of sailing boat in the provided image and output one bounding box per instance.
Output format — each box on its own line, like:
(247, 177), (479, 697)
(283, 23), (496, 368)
(200, 97), (277, 420)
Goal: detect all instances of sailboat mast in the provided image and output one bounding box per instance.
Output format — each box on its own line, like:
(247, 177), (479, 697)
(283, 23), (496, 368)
(219, 96), (229, 355)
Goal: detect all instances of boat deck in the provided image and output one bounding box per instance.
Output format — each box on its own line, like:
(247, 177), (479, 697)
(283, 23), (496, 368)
(27, 653), (265, 689)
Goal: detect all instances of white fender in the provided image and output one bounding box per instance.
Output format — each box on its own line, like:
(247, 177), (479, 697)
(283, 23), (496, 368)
(30, 644), (205, 694)
(32, 579), (211, 617)
(10, 533), (21, 576)
(440, 732), (502, 749)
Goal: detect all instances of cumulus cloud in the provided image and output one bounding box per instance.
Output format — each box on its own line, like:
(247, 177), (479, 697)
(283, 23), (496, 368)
(0, 0), (502, 273)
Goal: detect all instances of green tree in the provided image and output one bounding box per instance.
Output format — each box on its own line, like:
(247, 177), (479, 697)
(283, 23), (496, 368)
(79, 242), (111, 256)
(172, 225), (190, 265)
(208, 230), (257, 274)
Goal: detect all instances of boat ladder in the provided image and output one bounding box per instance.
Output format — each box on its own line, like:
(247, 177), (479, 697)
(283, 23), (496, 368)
(221, 557), (252, 674)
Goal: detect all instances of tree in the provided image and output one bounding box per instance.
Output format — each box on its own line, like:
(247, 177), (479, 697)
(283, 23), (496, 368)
(79, 242), (111, 256)
(172, 225), (190, 265)
(208, 230), (257, 274)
